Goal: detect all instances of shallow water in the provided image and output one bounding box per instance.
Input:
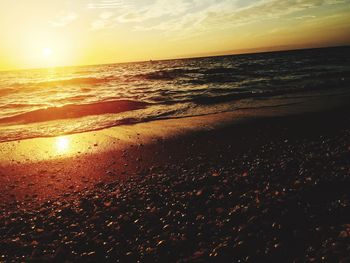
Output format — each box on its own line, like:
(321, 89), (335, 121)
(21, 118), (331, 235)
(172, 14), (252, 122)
(0, 46), (349, 142)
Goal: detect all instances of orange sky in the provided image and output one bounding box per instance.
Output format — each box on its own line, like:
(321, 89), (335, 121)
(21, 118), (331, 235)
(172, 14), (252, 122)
(0, 0), (349, 71)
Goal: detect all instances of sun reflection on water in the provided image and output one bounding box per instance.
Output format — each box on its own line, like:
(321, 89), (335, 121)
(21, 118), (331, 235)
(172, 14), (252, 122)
(55, 136), (70, 153)
(0, 132), (101, 164)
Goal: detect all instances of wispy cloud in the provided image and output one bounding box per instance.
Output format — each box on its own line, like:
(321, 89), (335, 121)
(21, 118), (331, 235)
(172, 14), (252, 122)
(116, 0), (191, 23)
(293, 15), (316, 20)
(91, 11), (115, 30)
(50, 12), (79, 27)
(89, 0), (191, 30)
(88, 0), (349, 36)
(134, 0), (349, 38)
(87, 0), (129, 9)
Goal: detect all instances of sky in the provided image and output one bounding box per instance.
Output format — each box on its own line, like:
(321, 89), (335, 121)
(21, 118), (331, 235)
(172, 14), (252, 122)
(0, 0), (349, 70)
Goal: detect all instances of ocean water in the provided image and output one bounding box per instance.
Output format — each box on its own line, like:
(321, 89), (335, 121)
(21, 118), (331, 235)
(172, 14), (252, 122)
(0, 46), (349, 142)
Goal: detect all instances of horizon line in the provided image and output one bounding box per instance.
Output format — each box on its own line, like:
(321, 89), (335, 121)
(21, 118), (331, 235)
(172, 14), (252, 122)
(1, 43), (349, 73)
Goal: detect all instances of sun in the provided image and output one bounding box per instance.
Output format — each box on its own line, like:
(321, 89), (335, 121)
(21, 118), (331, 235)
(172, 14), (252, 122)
(42, 47), (53, 58)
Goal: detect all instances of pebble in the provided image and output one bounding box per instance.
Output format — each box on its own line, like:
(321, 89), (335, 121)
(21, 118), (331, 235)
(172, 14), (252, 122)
(1, 122), (349, 262)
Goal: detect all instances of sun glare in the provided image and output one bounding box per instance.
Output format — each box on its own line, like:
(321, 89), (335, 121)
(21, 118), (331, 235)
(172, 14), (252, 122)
(55, 136), (70, 153)
(43, 47), (53, 58)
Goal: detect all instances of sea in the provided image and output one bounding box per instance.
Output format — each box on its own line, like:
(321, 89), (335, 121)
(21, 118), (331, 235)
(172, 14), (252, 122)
(0, 46), (349, 142)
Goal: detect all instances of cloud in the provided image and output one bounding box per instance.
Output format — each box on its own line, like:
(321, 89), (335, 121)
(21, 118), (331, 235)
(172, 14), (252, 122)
(134, 0), (349, 38)
(89, 0), (191, 23)
(293, 15), (316, 20)
(87, 0), (129, 9)
(89, 0), (191, 30)
(91, 12), (115, 30)
(117, 0), (191, 23)
(88, 0), (349, 37)
(50, 12), (78, 27)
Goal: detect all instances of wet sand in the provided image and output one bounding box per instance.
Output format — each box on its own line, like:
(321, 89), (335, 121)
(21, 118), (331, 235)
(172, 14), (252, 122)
(0, 96), (350, 262)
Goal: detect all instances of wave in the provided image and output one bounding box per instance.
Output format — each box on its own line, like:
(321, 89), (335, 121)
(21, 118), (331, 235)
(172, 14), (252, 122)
(0, 87), (15, 96)
(8, 77), (116, 88)
(0, 100), (149, 125)
(132, 67), (243, 84)
(38, 77), (115, 86)
(189, 81), (350, 105)
(134, 69), (187, 81)
(133, 67), (239, 81)
(1, 103), (46, 109)
(200, 67), (236, 74)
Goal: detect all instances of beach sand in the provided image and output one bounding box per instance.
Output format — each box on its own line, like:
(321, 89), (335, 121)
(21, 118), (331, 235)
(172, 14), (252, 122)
(0, 94), (349, 261)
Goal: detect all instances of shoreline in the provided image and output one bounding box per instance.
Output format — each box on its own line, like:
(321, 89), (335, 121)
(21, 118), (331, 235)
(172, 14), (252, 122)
(0, 86), (349, 144)
(0, 93), (349, 208)
(0, 95), (349, 261)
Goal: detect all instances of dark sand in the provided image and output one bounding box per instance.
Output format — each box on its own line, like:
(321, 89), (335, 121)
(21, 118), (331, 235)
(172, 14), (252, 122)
(0, 96), (349, 262)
